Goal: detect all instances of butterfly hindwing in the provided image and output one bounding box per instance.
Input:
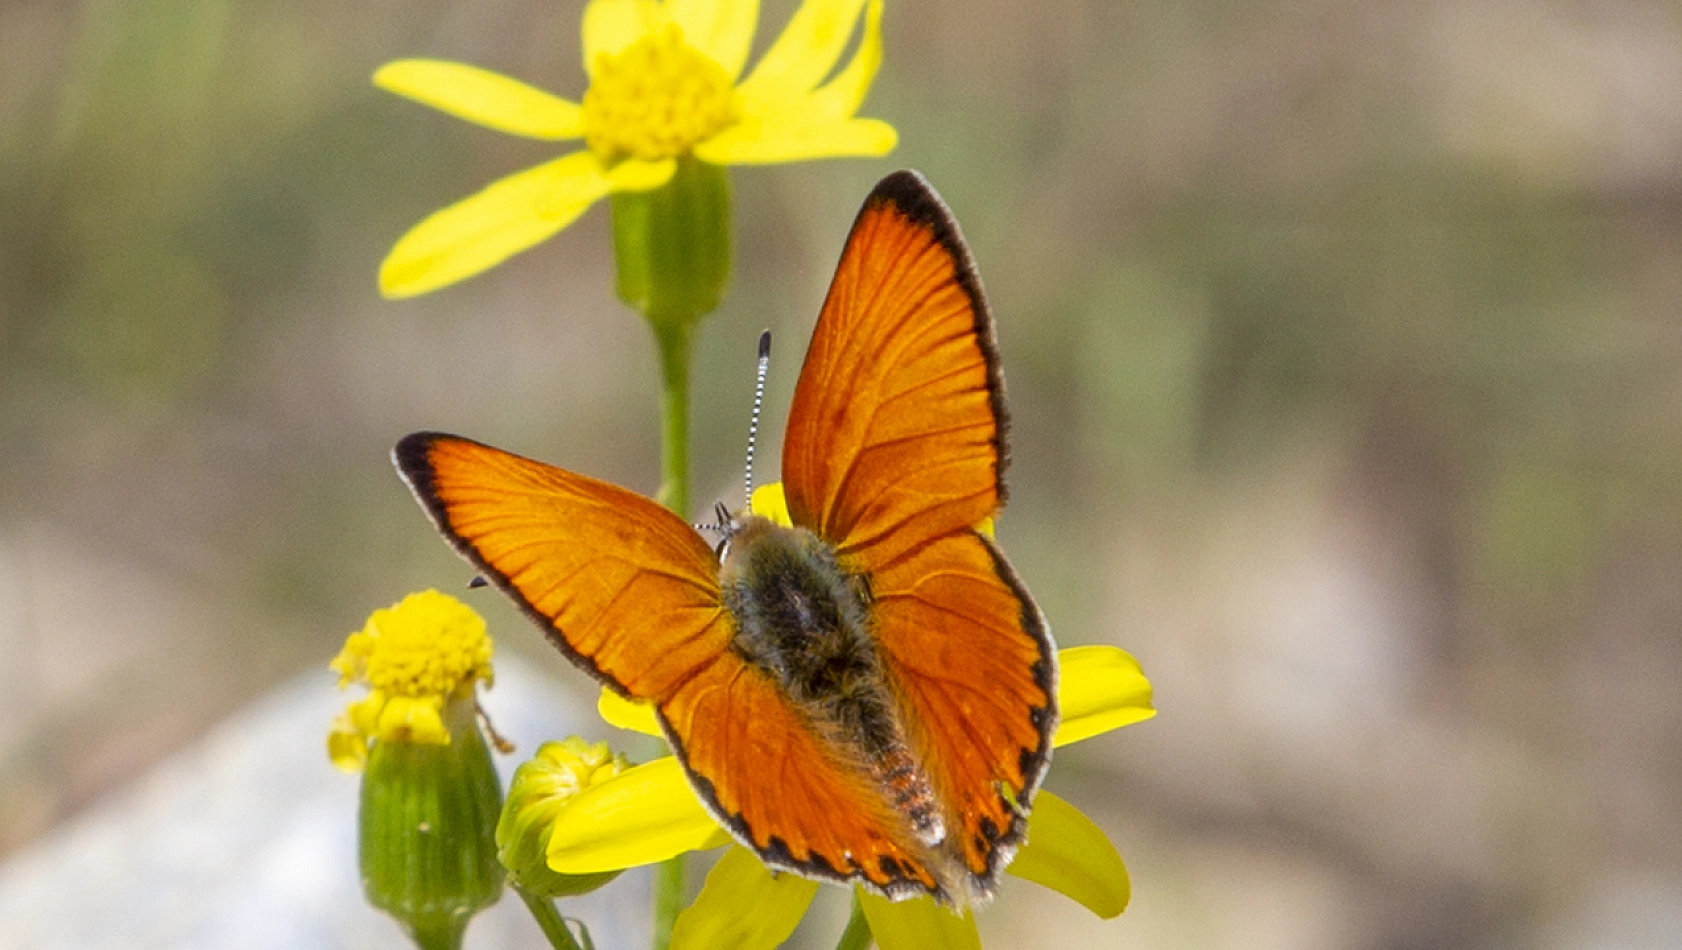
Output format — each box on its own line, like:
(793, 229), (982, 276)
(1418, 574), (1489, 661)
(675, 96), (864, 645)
(781, 171), (1057, 894)
(655, 653), (944, 897)
(870, 529), (1054, 882)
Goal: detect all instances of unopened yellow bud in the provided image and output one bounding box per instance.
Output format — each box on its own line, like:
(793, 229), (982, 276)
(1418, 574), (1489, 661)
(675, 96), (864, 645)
(497, 737), (631, 898)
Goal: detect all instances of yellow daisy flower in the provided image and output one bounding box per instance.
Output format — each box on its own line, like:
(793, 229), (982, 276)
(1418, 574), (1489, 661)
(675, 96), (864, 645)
(328, 588), (496, 771)
(551, 486), (1156, 948)
(375, 0), (897, 298)
(330, 590), (505, 948)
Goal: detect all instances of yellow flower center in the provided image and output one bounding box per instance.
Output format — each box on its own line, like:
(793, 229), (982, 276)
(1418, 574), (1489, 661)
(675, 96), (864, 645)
(582, 25), (739, 163)
(332, 589), (494, 699)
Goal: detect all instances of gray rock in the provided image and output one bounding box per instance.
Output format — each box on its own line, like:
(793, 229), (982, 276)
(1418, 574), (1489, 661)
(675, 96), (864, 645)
(0, 655), (654, 950)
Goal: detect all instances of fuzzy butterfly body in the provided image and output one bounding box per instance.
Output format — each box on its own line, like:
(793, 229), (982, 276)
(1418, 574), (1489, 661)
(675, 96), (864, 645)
(395, 170), (1057, 906)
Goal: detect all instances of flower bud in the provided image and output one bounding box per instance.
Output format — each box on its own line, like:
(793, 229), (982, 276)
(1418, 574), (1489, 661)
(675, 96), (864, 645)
(497, 737), (631, 898)
(331, 592), (505, 950)
(359, 692), (504, 950)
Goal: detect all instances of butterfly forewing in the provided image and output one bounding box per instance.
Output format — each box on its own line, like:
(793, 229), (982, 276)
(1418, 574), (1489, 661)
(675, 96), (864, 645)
(781, 171), (1057, 896)
(782, 172), (1008, 567)
(394, 433), (732, 699)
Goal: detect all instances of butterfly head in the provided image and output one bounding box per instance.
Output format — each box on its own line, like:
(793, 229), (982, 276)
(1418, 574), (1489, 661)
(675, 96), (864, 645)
(701, 499), (754, 562)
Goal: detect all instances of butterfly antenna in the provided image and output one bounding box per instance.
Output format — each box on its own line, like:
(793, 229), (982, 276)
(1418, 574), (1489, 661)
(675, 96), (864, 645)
(743, 329), (772, 506)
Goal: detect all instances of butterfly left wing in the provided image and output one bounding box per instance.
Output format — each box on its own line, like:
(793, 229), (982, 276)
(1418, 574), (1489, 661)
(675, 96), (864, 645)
(781, 172), (1057, 897)
(394, 432), (732, 699)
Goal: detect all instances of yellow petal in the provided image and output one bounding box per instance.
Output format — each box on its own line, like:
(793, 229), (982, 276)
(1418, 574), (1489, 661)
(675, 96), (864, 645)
(606, 155), (680, 190)
(347, 691), (385, 735)
(327, 714), (369, 773)
(1053, 646), (1156, 748)
(598, 688), (662, 736)
(859, 892), (980, 950)
(380, 152), (618, 298)
(671, 846), (819, 950)
(373, 60), (584, 140)
(547, 755), (732, 873)
(583, 0), (667, 73)
(748, 483), (791, 526)
(1007, 791), (1130, 918)
(694, 114), (895, 165)
(804, 0), (883, 119)
(667, 0), (760, 81)
(375, 694), (451, 744)
(739, 0), (869, 102)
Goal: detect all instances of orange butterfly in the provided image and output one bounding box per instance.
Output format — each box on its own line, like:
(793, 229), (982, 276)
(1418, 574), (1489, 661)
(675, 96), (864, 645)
(395, 171), (1056, 907)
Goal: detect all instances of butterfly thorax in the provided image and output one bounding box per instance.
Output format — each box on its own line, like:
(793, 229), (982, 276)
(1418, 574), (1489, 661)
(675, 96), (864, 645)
(718, 515), (946, 847)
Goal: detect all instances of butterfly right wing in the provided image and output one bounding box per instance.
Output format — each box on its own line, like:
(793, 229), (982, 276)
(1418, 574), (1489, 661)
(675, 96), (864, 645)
(778, 173), (1057, 901)
(395, 432), (945, 896)
(780, 171), (1008, 567)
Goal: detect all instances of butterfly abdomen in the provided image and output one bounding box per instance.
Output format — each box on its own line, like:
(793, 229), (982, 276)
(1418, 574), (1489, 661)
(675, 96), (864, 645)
(719, 515), (945, 848)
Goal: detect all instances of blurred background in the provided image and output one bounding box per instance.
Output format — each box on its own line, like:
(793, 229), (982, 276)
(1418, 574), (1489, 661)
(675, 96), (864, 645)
(3, 0), (1682, 947)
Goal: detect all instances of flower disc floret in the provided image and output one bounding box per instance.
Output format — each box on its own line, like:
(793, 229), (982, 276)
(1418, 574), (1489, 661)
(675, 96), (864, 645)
(584, 25), (740, 163)
(333, 588), (494, 698)
(329, 590), (496, 770)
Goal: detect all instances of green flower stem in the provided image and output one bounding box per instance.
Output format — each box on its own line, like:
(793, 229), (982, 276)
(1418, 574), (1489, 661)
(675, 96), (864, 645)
(835, 890), (873, 950)
(518, 886), (587, 950)
(405, 914), (468, 950)
(653, 319), (693, 517)
(610, 156), (732, 950)
(652, 850), (688, 950)
(645, 239), (700, 950)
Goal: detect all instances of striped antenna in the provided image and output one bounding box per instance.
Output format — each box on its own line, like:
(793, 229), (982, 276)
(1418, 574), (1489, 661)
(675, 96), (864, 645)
(744, 330), (772, 505)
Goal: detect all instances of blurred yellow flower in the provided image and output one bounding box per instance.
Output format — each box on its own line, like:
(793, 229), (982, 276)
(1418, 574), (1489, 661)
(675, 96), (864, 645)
(376, 0), (897, 297)
(328, 589), (495, 771)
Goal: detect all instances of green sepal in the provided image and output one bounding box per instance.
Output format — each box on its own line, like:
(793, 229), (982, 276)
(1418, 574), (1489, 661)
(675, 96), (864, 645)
(359, 693), (504, 950)
(610, 157), (731, 327)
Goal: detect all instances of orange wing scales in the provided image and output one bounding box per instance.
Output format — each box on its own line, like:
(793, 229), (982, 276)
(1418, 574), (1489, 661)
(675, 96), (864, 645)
(395, 433), (733, 701)
(872, 529), (1055, 881)
(780, 172), (1056, 901)
(783, 174), (1009, 565)
(657, 654), (945, 897)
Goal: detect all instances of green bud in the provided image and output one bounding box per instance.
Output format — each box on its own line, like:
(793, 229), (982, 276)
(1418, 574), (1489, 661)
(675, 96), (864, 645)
(610, 157), (731, 327)
(497, 738), (630, 899)
(360, 693), (504, 950)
